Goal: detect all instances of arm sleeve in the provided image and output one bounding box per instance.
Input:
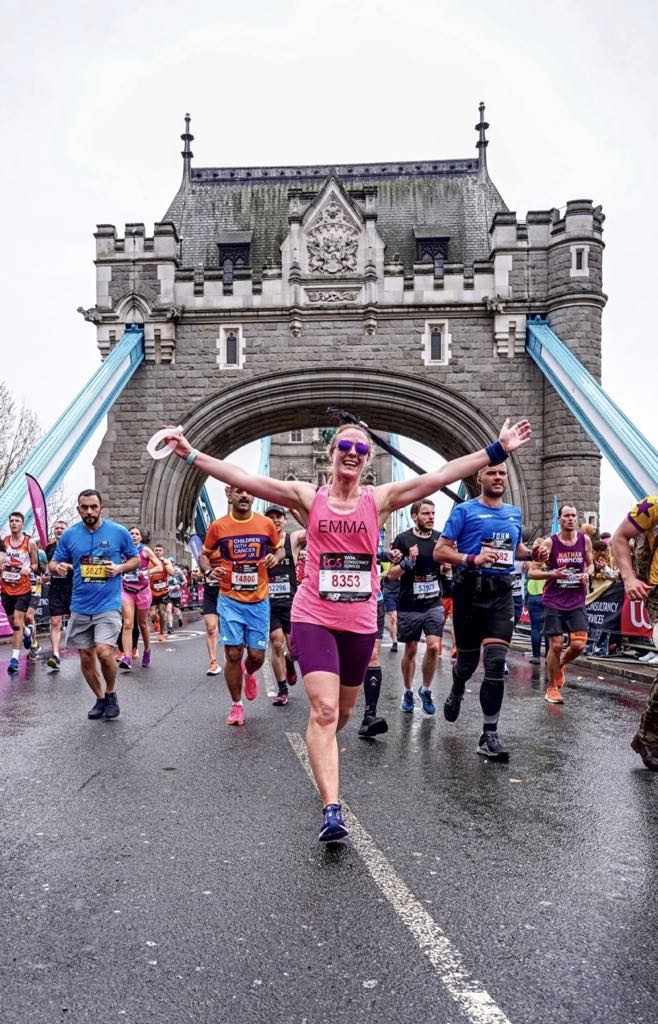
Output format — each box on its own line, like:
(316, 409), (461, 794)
(627, 497), (658, 533)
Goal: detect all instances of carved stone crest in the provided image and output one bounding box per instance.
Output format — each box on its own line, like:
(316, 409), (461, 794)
(306, 289), (359, 303)
(306, 201), (359, 275)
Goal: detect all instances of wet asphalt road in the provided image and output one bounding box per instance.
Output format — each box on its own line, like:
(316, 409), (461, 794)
(1, 625), (656, 1024)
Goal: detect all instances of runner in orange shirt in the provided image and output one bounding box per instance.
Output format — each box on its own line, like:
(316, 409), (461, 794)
(1, 512), (39, 674)
(202, 487), (283, 725)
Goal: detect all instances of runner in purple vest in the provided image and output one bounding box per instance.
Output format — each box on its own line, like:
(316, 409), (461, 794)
(541, 504), (594, 704)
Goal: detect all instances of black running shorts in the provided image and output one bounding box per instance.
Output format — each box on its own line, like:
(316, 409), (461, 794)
(1, 592), (31, 618)
(48, 585), (72, 618)
(452, 575), (514, 649)
(270, 602), (292, 636)
(541, 605), (588, 637)
(202, 585), (220, 617)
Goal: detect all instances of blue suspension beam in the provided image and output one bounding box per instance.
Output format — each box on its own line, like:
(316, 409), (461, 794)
(526, 317), (658, 498)
(0, 326), (145, 533)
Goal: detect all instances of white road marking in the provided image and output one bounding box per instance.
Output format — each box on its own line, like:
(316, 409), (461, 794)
(286, 731), (513, 1024)
(262, 659), (278, 698)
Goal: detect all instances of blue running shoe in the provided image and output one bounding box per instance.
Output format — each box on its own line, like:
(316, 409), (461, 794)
(417, 686), (436, 715)
(22, 625), (33, 651)
(319, 803), (348, 843)
(401, 689), (415, 713)
(7, 657), (19, 674)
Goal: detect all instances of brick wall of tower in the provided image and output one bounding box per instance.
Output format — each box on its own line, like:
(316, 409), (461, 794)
(541, 200), (605, 530)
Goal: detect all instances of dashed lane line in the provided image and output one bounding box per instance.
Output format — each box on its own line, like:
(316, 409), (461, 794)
(286, 731), (514, 1024)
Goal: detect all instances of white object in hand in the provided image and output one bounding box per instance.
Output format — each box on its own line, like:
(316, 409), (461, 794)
(146, 425), (183, 460)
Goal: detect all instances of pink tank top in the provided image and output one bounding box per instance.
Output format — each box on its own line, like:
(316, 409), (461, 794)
(291, 485), (380, 633)
(122, 545), (150, 592)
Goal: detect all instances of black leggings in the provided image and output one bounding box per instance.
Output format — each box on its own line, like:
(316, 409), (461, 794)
(117, 620), (139, 653)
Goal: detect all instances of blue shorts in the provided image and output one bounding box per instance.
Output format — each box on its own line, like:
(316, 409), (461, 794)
(218, 594), (270, 650)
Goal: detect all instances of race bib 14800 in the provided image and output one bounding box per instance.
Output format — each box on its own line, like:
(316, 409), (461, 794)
(319, 553), (372, 602)
(231, 562), (258, 592)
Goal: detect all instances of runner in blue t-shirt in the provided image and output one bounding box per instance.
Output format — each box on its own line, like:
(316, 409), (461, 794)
(434, 463), (547, 761)
(49, 489), (139, 721)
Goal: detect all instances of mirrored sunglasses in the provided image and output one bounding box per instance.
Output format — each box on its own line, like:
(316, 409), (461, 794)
(336, 439), (371, 456)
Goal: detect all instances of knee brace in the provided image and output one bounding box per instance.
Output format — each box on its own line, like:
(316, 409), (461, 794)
(453, 649), (480, 684)
(482, 642), (508, 684)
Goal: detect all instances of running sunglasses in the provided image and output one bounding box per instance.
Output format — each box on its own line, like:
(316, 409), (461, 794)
(336, 439), (371, 456)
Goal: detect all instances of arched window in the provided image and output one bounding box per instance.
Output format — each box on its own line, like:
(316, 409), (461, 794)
(217, 325), (244, 370)
(430, 328), (442, 362)
(223, 258), (234, 286)
(225, 331), (238, 365)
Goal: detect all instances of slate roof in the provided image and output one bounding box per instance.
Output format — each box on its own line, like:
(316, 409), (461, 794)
(162, 157), (508, 275)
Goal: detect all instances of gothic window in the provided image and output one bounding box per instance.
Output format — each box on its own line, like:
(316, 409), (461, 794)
(217, 325), (245, 369)
(575, 248), (584, 271)
(289, 430), (303, 443)
(217, 235), (251, 290)
(414, 231), (449, 278)
(423, 320), (451, 366)
(225, 331), (238, 366)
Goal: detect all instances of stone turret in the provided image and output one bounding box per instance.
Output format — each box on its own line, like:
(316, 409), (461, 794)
(543, 200), (606, 527)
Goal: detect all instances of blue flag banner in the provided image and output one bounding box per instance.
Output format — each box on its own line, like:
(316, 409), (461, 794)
(551, 495), (559, 535)
(187, 534), (203, 564)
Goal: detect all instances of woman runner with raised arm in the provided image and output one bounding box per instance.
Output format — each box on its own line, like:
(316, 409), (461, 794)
(163, 419), (532, 843)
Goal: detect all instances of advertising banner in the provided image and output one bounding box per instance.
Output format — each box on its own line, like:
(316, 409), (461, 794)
(586, 582), (624, 634)
(620, 594), (653, 638)
(26, 474), (49, 550)
(0, 603), (13, 637)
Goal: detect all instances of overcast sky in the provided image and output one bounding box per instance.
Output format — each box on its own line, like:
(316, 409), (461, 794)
(1, 0), (655, 530)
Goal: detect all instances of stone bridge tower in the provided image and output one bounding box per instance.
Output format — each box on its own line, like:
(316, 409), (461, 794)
(90, 106), (605, 554)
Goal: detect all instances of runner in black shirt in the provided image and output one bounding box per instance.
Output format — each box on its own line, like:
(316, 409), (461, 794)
(45, 520), (72, 671)
(265, 506), (304, 705)
(388, 499), (444, 716)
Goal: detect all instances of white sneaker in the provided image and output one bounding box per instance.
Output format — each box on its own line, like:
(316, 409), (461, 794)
(638, 651), (658, 664)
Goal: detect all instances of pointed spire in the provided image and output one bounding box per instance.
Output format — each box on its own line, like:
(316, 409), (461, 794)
(180, 113), (194, 186)
(475, 101), (489, 181)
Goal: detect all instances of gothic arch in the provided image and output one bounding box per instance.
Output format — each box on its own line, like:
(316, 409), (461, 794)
(141, 367), (530, 550)
(115, 292), (153, 324)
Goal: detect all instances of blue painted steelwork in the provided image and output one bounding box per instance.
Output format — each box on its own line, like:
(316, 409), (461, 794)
(0, 326), (145, 533)
(254, 436), (272, 514)
(389, 432), (412, 537)
(526, 317), (658, 497)
(194, 485), (215, 538)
